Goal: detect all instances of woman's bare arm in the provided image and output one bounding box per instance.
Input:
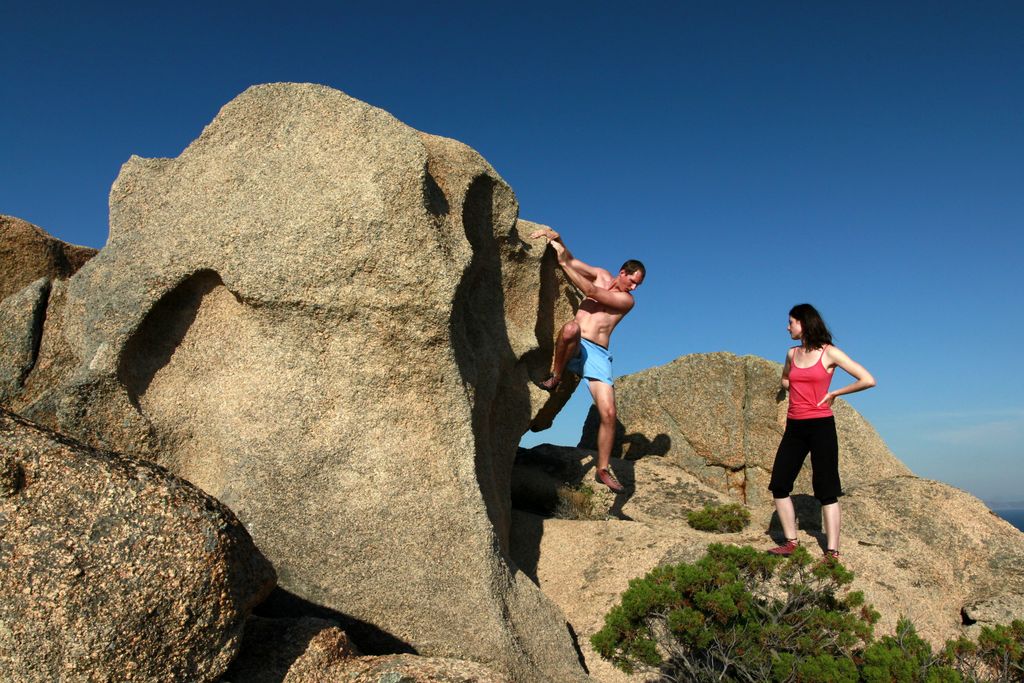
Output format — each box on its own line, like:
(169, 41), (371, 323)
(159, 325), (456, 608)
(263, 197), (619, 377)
(818, 346), (876, 406)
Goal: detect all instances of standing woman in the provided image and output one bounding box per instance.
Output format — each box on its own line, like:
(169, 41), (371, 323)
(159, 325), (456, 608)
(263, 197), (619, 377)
(768, 304), (876, 559)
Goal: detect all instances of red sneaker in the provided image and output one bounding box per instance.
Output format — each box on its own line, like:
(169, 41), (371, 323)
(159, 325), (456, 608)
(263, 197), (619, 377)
(595, 467), (625, 493)
(534, 375), (561, 392)
(767, 539), (799, 556)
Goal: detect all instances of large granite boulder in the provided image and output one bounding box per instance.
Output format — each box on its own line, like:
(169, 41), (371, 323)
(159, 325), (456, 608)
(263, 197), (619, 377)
(579, 352), (910, 505)
(0, 408), (275, 682)
(0, 214), (96, 301)
(288, 653), (510, 683)
(3, 83), (584, 681)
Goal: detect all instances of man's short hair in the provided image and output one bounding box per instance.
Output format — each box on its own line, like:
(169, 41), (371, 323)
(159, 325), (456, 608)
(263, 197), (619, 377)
(620, 259), (646, 277)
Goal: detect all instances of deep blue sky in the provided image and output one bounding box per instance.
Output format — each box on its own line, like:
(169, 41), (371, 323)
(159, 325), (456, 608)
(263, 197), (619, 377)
(3, 2), (1022, 501)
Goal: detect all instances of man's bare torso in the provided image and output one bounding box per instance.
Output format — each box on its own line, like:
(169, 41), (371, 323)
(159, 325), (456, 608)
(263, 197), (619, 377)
(574, 269), (629, 348)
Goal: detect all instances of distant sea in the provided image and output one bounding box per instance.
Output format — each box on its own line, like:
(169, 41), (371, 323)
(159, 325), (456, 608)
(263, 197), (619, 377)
(994, 509), (1024, 532)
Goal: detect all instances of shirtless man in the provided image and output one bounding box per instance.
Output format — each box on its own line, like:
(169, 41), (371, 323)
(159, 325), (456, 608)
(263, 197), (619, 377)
(530, 226), (645, 493)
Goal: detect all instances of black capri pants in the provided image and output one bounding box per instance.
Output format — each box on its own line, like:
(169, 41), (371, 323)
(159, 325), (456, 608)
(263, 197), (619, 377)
(768, 416), (842, 504)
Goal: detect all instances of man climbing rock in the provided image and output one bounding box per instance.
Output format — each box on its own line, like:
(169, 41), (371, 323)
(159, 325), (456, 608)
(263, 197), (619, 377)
(530, 227), (645, 494)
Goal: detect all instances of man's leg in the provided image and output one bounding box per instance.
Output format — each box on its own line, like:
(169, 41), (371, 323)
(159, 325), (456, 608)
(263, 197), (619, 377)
(588, 379), (624, 492)
(537, 321), (580, 390)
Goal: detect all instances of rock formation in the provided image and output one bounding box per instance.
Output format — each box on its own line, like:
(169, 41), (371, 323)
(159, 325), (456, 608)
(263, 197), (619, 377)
(221, 616), (358, 683)
(0, 214), (96, 301)
(0, 408), (275, 682)
(223, 615), (510, 681)
(281, 629), (510, 682)
(294, 653), (510, 683)
(10, 83), (1015, 682)
(513, 459), (1024, 682)
(579, 352), (911, 505)
(0, 278), (50, 404)
(0, 216), (96, 405)
(0, 84), (584, 681)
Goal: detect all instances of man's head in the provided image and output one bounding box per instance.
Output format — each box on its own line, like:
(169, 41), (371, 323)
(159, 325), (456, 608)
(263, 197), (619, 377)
(617, 259), (646, 291)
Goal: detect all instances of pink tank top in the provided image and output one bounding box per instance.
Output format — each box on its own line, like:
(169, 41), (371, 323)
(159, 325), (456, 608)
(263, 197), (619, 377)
(787, 346), (834, 419)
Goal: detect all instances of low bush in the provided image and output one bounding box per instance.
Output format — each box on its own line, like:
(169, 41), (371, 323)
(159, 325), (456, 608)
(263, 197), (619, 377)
(943, 620), (1024, 682)
(591, 544), (873, 681)
(686, 503), (751, 533)
(859, 618), (960, 682)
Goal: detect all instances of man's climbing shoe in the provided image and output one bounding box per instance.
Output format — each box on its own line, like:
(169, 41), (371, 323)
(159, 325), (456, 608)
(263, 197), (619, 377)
(822, 549), (841, 563)
(534, 375), (561, 392)
(767, 538), (800, 556)
(595, 466), (625, 493)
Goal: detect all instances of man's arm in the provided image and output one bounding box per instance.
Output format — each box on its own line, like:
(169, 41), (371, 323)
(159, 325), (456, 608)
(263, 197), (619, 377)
(529, 227), (603, 281)
(557, 258), (635, 314)
(529, 227), (632, 311)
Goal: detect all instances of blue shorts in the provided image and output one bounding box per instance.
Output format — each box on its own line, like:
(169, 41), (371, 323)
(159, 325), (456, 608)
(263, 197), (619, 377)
(567, 338), (614, 386)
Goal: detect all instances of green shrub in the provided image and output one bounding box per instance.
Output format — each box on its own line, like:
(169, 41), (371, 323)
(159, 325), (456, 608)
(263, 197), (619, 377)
(943, 620), (1024, 682)
(592, 544), (1024, 682)
(686, 503), (751, 533)
(860, 618), (961, 682)
(591, 543), (874, 680)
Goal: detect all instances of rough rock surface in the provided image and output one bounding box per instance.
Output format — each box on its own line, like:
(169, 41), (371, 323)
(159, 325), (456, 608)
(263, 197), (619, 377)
(220, 616), (359, 683)
(2, 83), (583, 681)
(285, 639), (509, 682)
(579, 352), (910, 505)
(0, 408), (276, 682)
(0, 277), (50, 404)
(0, 214), (96, 301)
(222, 616), (509, 682)
(513, 443), (732, 523)
(511, 446), (1024, 682)
(841, 476), (1024, 639)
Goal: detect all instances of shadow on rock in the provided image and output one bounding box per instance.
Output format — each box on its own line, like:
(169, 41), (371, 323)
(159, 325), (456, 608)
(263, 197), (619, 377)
(119, 269), (224, 404)
(220, 615), (356, 683)
(578, 411), (671, 460)
(766, 494), (827, 550)
(509, 510), (545, 584)
(253, 587), (416, 656)
(605, 461), (637, 521)
(511, 443), (640, 521)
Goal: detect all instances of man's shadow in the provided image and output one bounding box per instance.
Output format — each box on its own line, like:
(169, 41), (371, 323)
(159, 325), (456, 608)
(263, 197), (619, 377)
(578, 452), (639, 521)
(509, 429), (667, 583)
(512, 443), (647, 521)
(576, 411), (673, 519)
(577, 409), (672, 460)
